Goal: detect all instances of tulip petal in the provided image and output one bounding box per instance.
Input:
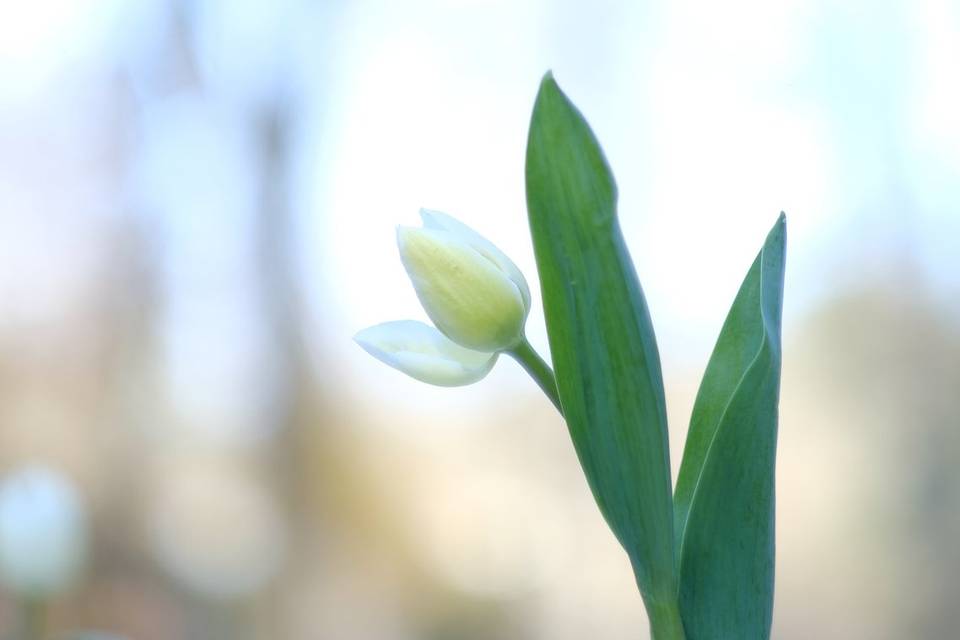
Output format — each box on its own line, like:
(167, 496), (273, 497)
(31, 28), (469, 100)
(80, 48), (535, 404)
(397, 226), (526, 352)
(419, 209), (531, 314)
(354, 320), (497, 386)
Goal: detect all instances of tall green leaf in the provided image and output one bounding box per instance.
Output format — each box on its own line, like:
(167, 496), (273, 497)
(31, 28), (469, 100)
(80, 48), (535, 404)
(525, 72), (680, 630)
(674, 214), (786, 640)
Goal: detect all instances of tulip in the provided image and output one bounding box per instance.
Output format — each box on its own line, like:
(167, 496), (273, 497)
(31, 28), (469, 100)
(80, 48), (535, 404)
(355, 210), (560, 411)
(355, 209), (527, 382)
(397, 209), (529, 352)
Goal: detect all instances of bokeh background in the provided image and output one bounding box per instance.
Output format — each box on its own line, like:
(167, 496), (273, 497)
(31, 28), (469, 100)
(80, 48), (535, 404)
(1, 0), (959, 638)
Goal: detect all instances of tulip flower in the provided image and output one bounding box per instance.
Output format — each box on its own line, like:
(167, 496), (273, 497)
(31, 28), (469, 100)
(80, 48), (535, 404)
(355, 210), (560, 410)
(397, 209), (530, 352)
(355, 74), (788, 640)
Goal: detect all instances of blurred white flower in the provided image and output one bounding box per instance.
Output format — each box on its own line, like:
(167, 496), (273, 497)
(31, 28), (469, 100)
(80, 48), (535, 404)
(0, 465), (88, 597)
(357, 210), (530, 386)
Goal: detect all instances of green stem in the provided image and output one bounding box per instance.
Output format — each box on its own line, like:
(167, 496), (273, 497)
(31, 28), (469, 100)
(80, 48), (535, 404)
(20, 598), (46, 640)
(646, 598), (687, 640)
(507, 338), (562, 414)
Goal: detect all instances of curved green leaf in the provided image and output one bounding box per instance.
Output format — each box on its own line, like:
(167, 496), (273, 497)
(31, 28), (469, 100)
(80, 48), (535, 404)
(525, 72), (680, 629)
(674, 214), (786, 640)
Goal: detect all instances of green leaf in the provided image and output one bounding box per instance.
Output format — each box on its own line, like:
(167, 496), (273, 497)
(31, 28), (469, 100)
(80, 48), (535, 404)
(525, 73), (680, 622)
(674, 214), (787, 640)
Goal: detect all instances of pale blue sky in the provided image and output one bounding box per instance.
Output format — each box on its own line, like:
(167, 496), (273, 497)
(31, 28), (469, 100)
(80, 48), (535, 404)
(1, 0), (957, 429)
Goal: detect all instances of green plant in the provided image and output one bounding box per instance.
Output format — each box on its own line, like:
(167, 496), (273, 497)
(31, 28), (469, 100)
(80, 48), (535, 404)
(357, 72), (786, 640)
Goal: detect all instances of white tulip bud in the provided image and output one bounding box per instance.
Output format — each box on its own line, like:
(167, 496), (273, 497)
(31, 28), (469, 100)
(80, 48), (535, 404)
(0, 466), (88, 597)
(355, 320), (497, 386)
(397, 210), (529, 352)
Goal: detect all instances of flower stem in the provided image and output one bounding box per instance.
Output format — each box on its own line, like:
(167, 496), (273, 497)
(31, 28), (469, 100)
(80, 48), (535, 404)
(508, 338), (562, 414)
(20, 598), (45, 640)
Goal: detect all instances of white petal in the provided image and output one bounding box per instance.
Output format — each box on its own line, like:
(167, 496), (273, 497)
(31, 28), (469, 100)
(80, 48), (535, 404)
(419, 209), (531, 314)
(354, 320), (497, 387)
(396, 226), (526, 352)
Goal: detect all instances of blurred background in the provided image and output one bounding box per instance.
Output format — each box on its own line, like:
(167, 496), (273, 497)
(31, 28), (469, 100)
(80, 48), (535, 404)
(0, 0), (958, 638)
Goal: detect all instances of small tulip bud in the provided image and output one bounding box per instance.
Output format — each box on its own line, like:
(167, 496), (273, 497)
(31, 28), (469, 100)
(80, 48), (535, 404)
(355, 320), (497, 386)
(397, 211), (529, 352)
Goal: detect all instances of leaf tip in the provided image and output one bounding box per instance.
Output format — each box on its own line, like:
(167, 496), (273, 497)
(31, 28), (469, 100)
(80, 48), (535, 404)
(766, 212), (787, 250)
(535, 70), (562, 109)
(539, 69), (556, 90)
